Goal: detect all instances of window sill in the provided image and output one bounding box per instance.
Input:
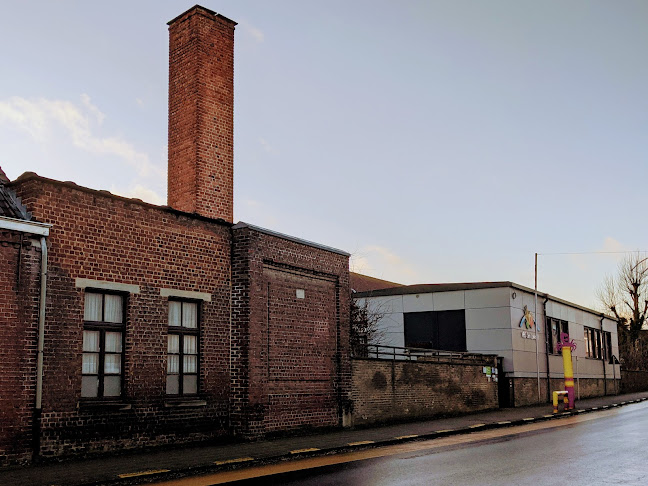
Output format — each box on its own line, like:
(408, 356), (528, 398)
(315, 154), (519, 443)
(78, 400), (132, 411)
(164, 398), (207, 408)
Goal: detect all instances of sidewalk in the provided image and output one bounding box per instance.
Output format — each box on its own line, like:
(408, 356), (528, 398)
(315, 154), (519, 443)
(2, 391), (648, 486)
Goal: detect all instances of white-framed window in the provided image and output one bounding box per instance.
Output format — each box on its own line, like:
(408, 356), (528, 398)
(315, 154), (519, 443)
(167, 300), (199, 395)
(82, 291), (125, 399)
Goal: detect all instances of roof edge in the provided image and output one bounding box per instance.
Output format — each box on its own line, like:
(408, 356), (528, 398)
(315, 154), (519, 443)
(355, 281), (617, 322)
(11, 172), (232, 228)
(233, 222), (350, 257)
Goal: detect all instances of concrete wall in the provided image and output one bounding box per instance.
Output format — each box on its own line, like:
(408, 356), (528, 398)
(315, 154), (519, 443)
(351, 357), (498, 426)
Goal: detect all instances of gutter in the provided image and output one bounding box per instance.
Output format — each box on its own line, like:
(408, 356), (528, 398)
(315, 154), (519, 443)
(0, 215), (50, 236)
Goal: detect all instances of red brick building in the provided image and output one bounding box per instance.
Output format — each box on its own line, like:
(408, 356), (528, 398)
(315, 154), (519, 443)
(0, 5), (350, 464)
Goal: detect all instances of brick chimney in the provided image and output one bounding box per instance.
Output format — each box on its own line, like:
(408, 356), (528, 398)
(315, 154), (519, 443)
(167, 5), (236, 222)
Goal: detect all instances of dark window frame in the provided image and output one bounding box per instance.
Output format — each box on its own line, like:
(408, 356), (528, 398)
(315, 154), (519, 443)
(166, 298), (201, 397)
(82, 290), (126, 401)
(403, 310), (467, 352)
(546, 317), (569, 355)
(584, 326), (611, 361)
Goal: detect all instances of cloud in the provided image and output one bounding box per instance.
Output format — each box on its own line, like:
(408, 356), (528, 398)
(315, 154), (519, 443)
(80, 94), (105, 124)
(0, 95), (163, 181)
(136, 98), (144, 107)
(258, 138), (277, 154)
(351, 245), (421, 284)
(240, 20), (264, 43)
(110, 184), (164, 205)
(601, 237), (627, 254)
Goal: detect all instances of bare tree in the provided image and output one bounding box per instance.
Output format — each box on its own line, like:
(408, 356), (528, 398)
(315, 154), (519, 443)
(598, 253), (648, 345)
(350, 298), (386, 355)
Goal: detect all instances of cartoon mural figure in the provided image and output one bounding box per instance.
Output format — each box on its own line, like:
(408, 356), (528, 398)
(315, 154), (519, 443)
(519, 305), (535, 330)
(556, 332), (577, 411)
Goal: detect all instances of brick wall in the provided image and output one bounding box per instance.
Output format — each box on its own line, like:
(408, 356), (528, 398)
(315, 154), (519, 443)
(351, 357), (498, 426)
(512, 377), (621, 407)
(167, 6), (235, 222)
(12, 176), (232, 458)
(231, 224), (350, 436)
(0, 233), (41, 465)
(621, 370), (648, 393)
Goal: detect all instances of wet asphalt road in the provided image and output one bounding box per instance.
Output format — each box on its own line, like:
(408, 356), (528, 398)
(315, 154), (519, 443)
(222, 402), (648, 486)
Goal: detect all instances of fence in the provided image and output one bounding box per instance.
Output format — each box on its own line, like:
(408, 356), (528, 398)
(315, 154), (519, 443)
(352, 343), (492, 365)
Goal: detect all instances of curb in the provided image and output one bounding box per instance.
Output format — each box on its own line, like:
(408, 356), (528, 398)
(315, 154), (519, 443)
(83, 397), (648, 485)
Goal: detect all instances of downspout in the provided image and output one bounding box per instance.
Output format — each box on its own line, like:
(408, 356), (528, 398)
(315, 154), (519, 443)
(600, 315), (607, 396)
(543, 297), (551, 403)
(34, 235), (47, 460)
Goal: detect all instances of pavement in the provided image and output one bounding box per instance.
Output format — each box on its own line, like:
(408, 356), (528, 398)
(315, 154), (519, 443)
(2, 391), (648, 486)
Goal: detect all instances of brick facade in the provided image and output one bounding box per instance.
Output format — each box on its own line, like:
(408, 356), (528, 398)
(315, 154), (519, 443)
(0, 172), (350, 463)
(0, 233), (41, 465)
(231, 224), (350, 436)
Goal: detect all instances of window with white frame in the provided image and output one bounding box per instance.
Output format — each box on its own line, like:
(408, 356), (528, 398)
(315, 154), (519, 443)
(82, 291), (125, 398)
(167, 300), (199, 395)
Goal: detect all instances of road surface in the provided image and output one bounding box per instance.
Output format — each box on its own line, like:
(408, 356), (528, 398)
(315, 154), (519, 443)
(156, 401), (648, 486)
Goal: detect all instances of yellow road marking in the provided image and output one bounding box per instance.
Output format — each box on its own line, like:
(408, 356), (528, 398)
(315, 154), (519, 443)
(348, 441), (374, 446)
(436, 429), (454, 433)
(213, 457), (254, 466)
(523, 417), (535, 421)
(118, 469), (170, 479)
(497, 421), (511, 425)
(290, 448), (320, 454)
(543, 415), (554, 418)
(469, 423), (485, 428)
(394, 434), (419, 440)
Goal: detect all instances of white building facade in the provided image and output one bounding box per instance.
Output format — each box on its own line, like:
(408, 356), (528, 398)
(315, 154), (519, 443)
(355, 282), (620, 406)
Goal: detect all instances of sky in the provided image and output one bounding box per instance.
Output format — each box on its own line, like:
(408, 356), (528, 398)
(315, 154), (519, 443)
(0, 0), (646, 310)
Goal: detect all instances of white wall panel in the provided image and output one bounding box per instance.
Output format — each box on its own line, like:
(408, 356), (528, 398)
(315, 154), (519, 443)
(465, 287), (510, 309)
(402, 293), (434, 313)
(466, 307), (511, 331)
(432, 291), (465, 310)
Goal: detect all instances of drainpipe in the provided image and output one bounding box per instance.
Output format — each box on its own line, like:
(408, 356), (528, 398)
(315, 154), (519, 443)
(543, 297), (551, 403)
(600, 315), (607, 396)
(33, 236), (48, 460)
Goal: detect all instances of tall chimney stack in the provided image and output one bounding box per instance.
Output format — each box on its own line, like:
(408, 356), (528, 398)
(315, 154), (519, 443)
(167, 5), (236, 222)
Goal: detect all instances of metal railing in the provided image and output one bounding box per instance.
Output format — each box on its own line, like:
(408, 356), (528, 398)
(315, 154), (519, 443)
(352, 343), (494, 364)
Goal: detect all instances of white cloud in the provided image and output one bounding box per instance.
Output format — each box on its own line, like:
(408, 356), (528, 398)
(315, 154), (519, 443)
(351, 245), (421, 284)
(136, 98), (144, 107)
(258, 138), (277, 154)
(0, 95), (163, 181)
(240, 20), (264, 43)
(80, 93), (105, 124)
(110, 184), (164, 205)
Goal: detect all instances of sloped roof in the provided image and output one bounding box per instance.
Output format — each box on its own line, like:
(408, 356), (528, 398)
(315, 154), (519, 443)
(350, 272), (404, 293)
(0, 167), (30, 220)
